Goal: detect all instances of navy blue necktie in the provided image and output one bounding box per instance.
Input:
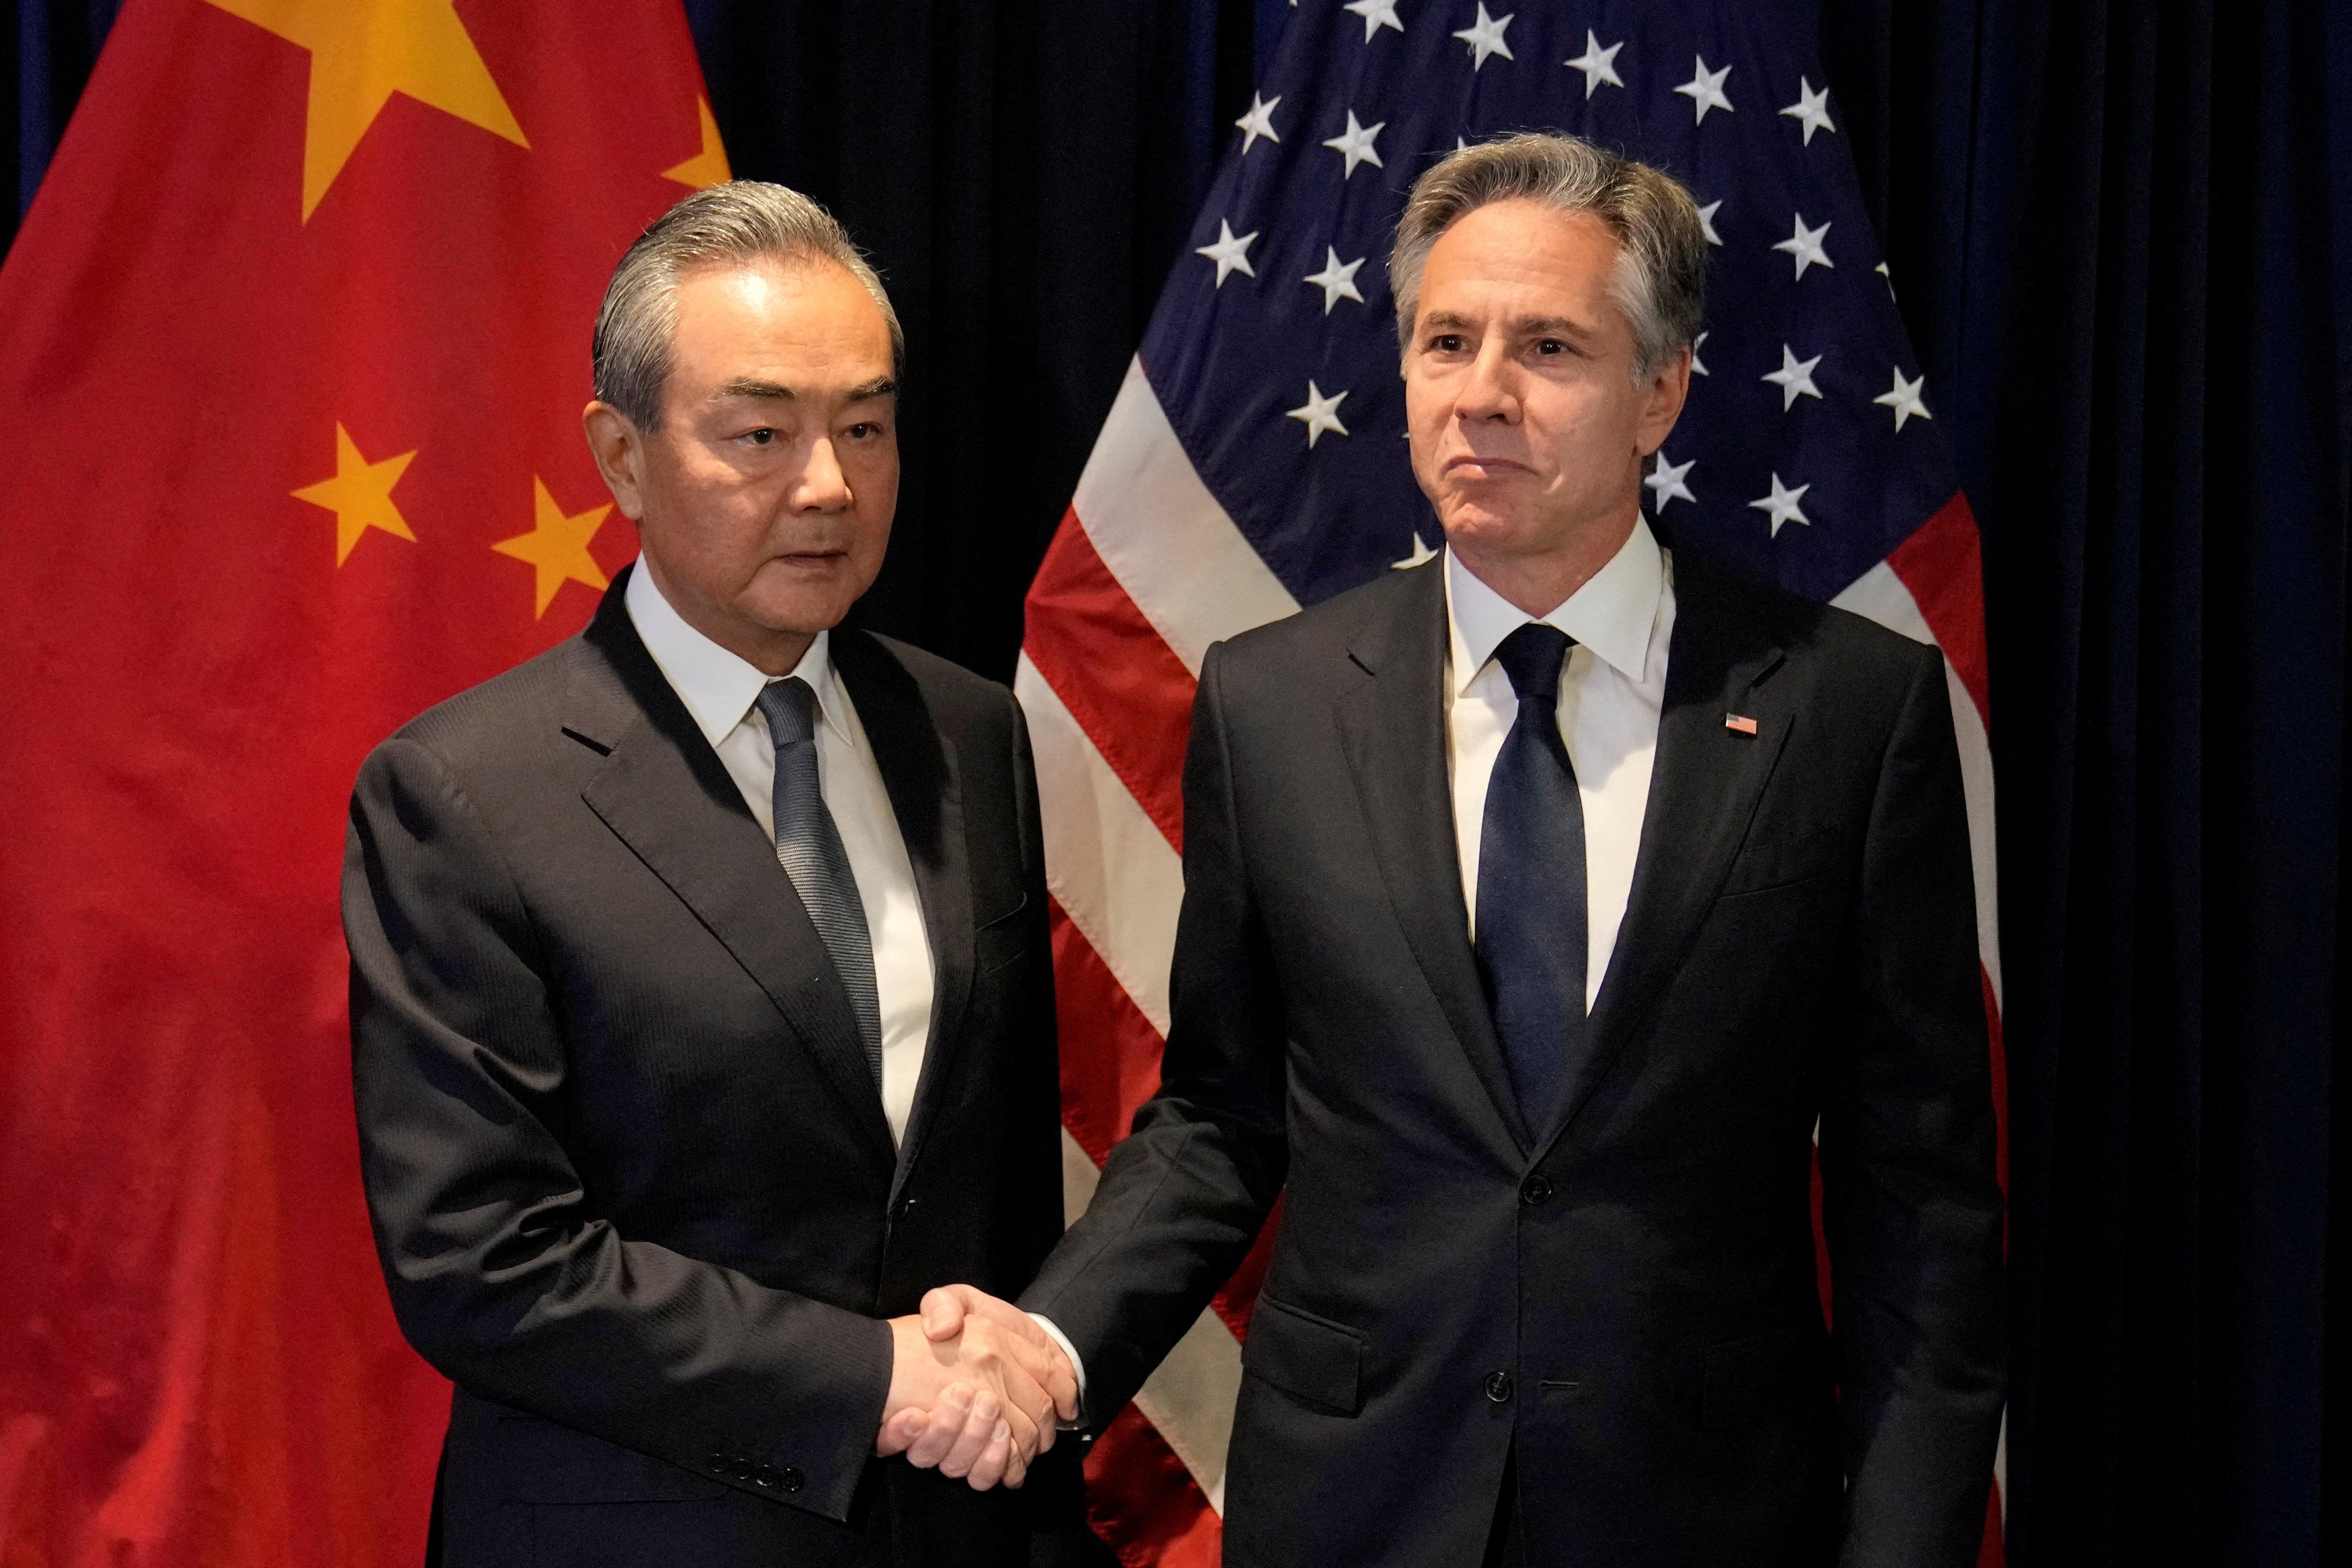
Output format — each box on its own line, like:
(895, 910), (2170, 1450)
(756, 677), (883, 1086)
(1473, 623), (1589, 1130)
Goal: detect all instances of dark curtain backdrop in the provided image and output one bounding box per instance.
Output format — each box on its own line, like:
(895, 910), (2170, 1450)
(1820, 2), (2352, 1562)
(9, 2), (2350, 1563)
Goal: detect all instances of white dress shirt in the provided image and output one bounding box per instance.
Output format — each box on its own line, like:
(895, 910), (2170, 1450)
(626, 561), (936, 1145)
(1445, 518), (1676, 1008)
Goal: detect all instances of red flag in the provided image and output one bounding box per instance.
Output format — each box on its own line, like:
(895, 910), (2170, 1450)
(0, 3), (723, 1560)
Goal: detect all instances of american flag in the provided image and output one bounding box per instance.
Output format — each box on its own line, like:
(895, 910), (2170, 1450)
(1014, 3), (2007, 1562)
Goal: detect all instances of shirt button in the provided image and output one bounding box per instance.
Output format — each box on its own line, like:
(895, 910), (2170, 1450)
(1519, 1174), (1553, 1205)
(780, 1466), (806, 1493)
(1486, 1371), (1514, 1403)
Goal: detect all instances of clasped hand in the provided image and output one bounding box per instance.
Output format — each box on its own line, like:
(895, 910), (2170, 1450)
(875, 1285), (1078, 1490)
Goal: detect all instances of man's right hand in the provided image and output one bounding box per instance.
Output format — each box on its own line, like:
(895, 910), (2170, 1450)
(873, 1288), (1077, 1490)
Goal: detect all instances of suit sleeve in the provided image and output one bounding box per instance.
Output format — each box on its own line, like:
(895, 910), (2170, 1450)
(1818, 642), (2006, 1567)
(1018, 641), (1289, 1422)
(343, 734), (890, 1521)
(1004, 688), (1071, 1277)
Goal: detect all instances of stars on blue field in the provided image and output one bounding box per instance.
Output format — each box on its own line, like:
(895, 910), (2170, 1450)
(1196, 220), (1258, 286)
(1647, 452), (1697, 511)
(1565, 31), (1625, 97)
(1343, 0), (1404, 41)
(1674, 56), (1735, 123)
(1146, 1), (1962, 608)
(1750, 473), (1812, 537)
(1453, 6), (1516, 70)
(1235, 93), (1281, 155)
(1874, 369), (1933, 430)
(1304, 248), (1369, 313)
(1780, 78), (1837, 144)
(1323, 111), (1387, 178)
(1288, 381), (1351, 447)
(1763, 344), (1825, 409)
(1771, 214), (1834, 279)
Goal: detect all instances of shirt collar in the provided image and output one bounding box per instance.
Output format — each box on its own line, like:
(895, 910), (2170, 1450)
(1444, 515), (1666, 697)
(624, 558), (852, 748)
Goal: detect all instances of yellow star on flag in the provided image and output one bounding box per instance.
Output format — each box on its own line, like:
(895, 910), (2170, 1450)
(206, 0), (529, 220)
(293, 423), (417, 566)
(663, 98), (733, 190)
(494, 479), (612, 617)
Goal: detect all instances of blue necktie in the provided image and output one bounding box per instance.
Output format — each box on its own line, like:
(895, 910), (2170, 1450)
(1473, 623), (1589, 1131)
(756, 677), (883, 1086)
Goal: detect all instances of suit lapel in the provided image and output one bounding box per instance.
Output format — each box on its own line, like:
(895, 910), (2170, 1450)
(830, 630), (975, 1197)
(569, 576), (897, 1164)
(1539, 557), (1796, 1157)
(1334, 561), (1529, 1153)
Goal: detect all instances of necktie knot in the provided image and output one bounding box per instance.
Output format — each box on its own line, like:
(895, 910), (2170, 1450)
(1492, 623), (1573, 705)
(756, 677), (818, 749)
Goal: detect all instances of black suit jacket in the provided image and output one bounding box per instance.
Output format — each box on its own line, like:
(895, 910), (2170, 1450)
(1023, 551), (2005, 1568)
(344, 570), (1074, 1567)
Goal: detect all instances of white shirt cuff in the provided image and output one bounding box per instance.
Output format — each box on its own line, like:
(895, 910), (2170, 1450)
(1026, 1312), (1088, 1427)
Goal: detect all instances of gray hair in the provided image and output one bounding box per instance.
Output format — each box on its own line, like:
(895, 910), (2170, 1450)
(1389, 133), (1707, 378)
(592, 180), (904, 431)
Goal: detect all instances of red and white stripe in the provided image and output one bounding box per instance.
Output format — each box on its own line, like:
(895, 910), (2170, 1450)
(1019, 359), (2009, 1566)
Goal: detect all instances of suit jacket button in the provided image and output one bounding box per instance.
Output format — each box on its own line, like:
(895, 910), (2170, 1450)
(755, 1465), (779, 1488)
(732, 1457), (754, 1481)
(1519, 1174), (1553, 1205)
(708, 1451), (729, 1474)
(780, 1466), (806, 1493)
(1486, 1371), (1514, 1403)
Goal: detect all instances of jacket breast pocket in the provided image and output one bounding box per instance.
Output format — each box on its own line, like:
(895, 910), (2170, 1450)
(491, 1414), (729, 1504)
(1698, 1324), (1825, 1429)
(1242, 1294), (1366, 1416)
(1715, 824), (1848, 901)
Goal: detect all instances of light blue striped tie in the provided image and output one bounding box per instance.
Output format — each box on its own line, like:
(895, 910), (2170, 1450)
(756, 677), (882, 1086)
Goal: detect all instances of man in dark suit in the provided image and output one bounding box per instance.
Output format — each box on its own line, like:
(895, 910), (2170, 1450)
(343, 182), (1081, 1567)
(921, 134), (2005, 1565)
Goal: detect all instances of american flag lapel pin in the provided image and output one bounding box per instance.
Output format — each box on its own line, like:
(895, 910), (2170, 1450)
(1725, 712), (1760, 736)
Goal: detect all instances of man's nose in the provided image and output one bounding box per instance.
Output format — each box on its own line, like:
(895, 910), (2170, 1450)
(792, 438), (853, 513)
(1455, 339), (1519, 423)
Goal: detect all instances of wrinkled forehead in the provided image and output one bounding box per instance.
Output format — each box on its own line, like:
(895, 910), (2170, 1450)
(665, 259), (896, 394)
(672, 255), (888, 333)
(1414, 202), (1630, 337)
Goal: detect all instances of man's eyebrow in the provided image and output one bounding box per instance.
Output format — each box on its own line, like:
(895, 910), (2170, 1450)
(712, 376), (897, 403)
(1512, 314), (1598, 339)
(1416, 311), (1601, 339)
(716, 377), (794, 401)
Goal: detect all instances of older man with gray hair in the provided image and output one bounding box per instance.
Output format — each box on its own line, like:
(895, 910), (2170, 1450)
(344, 181), (1089, 1568)
(922, 132), (2005, 1566)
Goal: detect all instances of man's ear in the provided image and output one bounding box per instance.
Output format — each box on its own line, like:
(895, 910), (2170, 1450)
(582, 401), (648, 521)
(1634, 346), (1692, 460)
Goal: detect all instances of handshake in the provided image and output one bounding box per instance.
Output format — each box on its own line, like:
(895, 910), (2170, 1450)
(875, 1284), (1080, 1490)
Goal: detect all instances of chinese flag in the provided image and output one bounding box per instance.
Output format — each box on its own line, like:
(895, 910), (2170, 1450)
(0, 3), (725, 1561)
